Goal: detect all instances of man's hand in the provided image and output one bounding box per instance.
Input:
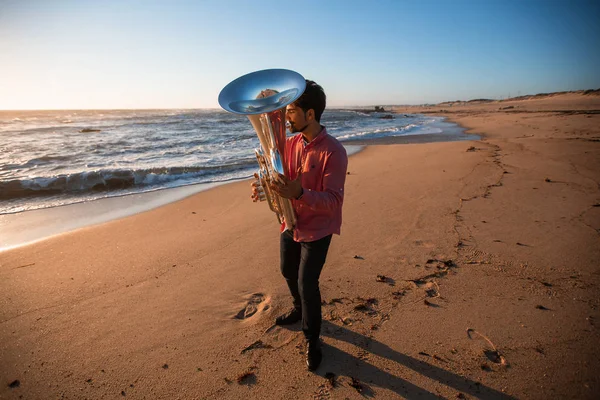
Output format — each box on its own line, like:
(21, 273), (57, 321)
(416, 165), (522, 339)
(270, 170), (303, 200)
(250, 173), (264, 202)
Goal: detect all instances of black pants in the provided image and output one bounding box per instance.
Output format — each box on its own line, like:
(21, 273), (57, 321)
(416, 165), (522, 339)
(280, 230), (332, 342)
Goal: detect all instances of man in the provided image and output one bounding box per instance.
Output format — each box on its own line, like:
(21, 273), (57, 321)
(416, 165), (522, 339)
(251, 80), (348, 371)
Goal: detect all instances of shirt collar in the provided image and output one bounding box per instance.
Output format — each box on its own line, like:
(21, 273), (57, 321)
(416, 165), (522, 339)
(303, 126), (327, 148)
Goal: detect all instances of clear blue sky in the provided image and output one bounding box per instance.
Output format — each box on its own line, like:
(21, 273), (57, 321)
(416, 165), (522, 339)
(1, 0), (599, 109)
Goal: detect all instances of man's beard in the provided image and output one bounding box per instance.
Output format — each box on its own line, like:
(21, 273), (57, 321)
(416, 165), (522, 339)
(289, 122), (308, 133)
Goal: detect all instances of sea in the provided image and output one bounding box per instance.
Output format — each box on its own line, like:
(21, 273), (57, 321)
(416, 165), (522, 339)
(0, 109), (472, 215)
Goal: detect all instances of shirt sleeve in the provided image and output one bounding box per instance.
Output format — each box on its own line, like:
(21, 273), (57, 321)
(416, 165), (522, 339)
(298, 148), (348, 211)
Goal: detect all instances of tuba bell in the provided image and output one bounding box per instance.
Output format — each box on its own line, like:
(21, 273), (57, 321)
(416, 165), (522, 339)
(218, 69), (306, 231)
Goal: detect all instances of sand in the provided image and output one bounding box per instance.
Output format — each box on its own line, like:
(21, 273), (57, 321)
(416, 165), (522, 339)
(1, 92), (599, 399)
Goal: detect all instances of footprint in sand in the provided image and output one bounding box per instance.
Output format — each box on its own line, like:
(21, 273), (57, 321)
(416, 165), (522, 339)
(414, 239), (434, 249)
(233, 293), (269, 320)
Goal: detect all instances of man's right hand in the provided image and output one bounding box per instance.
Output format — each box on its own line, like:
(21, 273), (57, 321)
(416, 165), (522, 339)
(251, 173), (264, 202)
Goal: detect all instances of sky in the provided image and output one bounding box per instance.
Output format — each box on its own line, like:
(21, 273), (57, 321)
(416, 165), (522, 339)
(0, 0), (599, 110)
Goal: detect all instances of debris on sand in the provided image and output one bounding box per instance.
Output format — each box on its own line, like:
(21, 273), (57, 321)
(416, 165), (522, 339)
(353, 301), (378, 316)
(241, 340), (273, 354)
(418, 351), (446, 363)
(392, 290), (405, 299)
(349, 377), (363, 393)
(467, 328), (509, 367)
(325, 372), (337, 388)
(236, 370), (257, 385)
(426, 259), (456, 267)
(423, 299), (440, 307)
(15, 263), (35, 269)
(375, 274), (396, 286)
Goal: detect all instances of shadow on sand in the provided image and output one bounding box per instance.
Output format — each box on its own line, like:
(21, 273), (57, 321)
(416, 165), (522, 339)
(316, 321), (515, 399)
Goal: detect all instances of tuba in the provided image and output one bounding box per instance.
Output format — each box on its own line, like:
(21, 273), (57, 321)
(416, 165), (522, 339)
(218, 69), (306, 231)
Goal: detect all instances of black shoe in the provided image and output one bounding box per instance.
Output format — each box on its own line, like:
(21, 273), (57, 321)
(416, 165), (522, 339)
(306, 340), (322, 371)
(275, 308), (302, 326)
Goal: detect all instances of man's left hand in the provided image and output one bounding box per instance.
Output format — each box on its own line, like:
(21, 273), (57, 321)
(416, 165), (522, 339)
(270, 171), (302, 200)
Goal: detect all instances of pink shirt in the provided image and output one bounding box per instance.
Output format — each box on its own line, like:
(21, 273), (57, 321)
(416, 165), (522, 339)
(281, 127), (348, 242)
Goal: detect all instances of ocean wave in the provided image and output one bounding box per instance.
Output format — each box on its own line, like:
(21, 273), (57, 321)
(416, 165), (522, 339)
(334, 110), (370, 116)
(0, 118), (192, 135)
(1, 155), (76, 171)
(336, 126), (405, 140)
(412, 126), (443, 135)
(27, 155), (74, 164)
(87, 137), (214, 155)
(0, 110), (451, 213)
(212, 118), (246, 125)
(0, 113), (250, 137)
(0, 160), (256, 201)
(1, 125), (99, 135)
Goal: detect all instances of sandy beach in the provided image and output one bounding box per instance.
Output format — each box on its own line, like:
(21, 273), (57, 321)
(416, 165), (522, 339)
(1, 92), (599, 399)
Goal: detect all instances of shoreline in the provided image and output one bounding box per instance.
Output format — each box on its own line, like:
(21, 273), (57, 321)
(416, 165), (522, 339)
(0, 179), (235, 251)
(0, 125), (467, 251)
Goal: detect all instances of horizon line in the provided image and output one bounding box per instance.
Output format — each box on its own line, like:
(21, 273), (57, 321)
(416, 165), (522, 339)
(1, 88), (598, 112)
(0, 104), (408, 112)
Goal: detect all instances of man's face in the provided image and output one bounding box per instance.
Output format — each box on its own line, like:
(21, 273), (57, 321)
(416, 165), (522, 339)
(286, 103), (309, 133)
